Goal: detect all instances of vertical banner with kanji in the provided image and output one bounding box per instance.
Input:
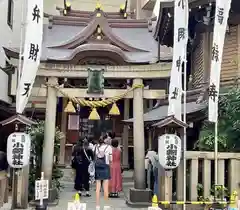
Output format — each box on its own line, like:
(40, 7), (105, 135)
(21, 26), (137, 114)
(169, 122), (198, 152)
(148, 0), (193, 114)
(168, 0), (189, 120)
(208, 0), (232, 122)
(16, 0), (43, 114)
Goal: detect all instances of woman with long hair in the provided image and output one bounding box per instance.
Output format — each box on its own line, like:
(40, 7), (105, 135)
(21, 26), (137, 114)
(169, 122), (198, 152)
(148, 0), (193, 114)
(109, 139), (122, 197)
(94, 135), (112, 210)
(72, 137), (94, 196)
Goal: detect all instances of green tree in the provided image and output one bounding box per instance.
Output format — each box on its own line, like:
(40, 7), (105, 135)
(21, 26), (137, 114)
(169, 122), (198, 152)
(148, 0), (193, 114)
(195, 87), (240, 152)
(27, 121), (64, 200)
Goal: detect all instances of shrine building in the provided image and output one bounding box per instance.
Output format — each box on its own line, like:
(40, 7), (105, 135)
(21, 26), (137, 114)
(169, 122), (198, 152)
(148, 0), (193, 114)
(3, 2), (173, 201)
(140, 0), (240, 202)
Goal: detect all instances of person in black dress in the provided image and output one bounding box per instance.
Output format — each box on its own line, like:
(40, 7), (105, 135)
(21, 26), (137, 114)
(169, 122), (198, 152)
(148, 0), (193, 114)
(72, 137), (94, 196)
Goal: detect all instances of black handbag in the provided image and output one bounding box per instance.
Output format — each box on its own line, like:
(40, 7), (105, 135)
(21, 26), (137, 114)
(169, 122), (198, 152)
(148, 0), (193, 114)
(71, 157), (76, 169)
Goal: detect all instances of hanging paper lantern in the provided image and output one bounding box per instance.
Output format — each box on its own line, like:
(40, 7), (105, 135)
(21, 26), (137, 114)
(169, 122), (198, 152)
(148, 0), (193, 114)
(64, 101), (76, 113)
(88, 108), (100, 120)
(109, 103), (120, 116)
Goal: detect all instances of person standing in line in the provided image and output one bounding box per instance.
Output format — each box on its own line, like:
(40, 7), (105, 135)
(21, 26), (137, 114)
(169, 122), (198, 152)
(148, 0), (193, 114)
(0, 150), (8, 207)
(88, 136), (95, 150)
(109, 139), (122, 197)
(72, 137), (93, 197)
(145, 147), (159, 195)
(94, 135), (112, 210)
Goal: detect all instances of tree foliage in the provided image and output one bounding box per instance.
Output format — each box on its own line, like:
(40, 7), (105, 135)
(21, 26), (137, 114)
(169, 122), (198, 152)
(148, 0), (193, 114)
(27, 121), (64, 200)
(195, 87), (240, 152)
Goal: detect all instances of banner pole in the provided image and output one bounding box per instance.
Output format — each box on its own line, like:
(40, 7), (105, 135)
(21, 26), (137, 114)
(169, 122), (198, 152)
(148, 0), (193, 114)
(16, 0), (26, 114)
(18, 0), (25, 84)
(183, 58), (187, 210)
(214, 121), (218, 199)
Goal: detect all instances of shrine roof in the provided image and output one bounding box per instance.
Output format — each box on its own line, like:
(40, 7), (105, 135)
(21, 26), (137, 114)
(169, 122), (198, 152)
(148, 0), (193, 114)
(124, 101), (206, 123)
(4, 8), (172, 64)
(154, 0), (239, 47)
(123, 86), (207, 123)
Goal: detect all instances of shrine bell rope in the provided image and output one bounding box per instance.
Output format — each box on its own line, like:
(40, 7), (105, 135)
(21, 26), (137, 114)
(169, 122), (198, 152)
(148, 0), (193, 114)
(47, 83), (144, 108)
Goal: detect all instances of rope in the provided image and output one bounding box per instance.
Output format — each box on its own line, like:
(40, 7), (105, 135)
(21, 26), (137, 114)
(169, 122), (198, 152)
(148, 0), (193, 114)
(46, 83), (144, 108)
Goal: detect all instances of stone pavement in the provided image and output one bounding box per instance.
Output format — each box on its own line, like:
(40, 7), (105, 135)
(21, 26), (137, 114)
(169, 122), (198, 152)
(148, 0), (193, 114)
(2, 170), (150, 209)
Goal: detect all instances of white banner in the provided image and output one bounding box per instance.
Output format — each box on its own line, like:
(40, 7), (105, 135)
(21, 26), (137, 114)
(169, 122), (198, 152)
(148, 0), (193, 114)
(16, 0), (43, 114)
(168, 0), (189, 120)
(208, 0), (232, 122)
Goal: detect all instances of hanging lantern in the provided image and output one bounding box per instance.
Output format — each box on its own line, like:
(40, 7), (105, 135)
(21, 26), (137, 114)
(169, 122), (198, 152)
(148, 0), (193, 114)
(109, 103), (120, 116)
(64, 101), (76, 113)
(88, 108), (100, 120)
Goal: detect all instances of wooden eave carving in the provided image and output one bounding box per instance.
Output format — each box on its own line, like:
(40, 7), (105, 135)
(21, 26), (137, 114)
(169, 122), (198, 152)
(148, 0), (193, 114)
(55, 7), (126, 19)
(151, 115), (188, 128)
(48, 10), (148, 52)
(0, 114), (37, 126)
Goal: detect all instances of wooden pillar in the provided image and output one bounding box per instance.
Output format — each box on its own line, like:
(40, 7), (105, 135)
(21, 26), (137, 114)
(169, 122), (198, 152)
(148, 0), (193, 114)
(190, 158), (199, 201)
(237, 25), (240, 79)
(177, 129), (184, 200)
(217, 160), (225, 186)
(59, 98), (67, 165)
(203, 32), (211, 82)
(17, 165), (29, 208)
(159, 170), (172, 201)
(228, 159), (238, 193)
(177, 161), (184, 200)
(148, 100), (153, 149)
(203, 159), (211, 198)
(122, 99), (130, 169)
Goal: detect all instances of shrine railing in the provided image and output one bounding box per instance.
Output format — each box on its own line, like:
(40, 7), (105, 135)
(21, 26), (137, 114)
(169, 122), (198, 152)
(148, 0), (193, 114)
(175, 151), (240, 201)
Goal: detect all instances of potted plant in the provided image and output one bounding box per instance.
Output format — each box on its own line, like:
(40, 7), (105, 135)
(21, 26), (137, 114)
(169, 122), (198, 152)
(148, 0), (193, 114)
(197, 183), (229, 210)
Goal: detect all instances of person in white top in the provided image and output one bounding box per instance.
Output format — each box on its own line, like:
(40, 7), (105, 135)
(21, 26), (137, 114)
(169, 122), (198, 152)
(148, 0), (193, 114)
(94, 135), (112, 210)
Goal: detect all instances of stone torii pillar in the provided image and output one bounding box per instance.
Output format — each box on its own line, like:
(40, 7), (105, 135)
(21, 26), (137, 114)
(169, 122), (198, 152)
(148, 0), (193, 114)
(41, 77), (58, 201)
(128, 78), (151, 206)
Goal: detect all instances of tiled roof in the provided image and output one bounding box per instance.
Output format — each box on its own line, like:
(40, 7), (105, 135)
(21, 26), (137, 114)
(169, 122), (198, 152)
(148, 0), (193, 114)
(4, 9), (172, 64)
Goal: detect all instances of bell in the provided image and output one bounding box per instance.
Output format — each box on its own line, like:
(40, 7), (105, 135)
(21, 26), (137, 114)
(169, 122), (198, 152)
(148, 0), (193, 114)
(88, 108), (100, 120)
(64, 101), (76, 113)
(109, 103), (120, 115)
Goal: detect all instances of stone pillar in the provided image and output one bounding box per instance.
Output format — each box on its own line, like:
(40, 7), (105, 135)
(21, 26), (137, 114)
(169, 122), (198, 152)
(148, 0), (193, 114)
(190, 158), (199, 201)
(122, 98), (130, 169)
(133, 78), (145, 189)
(41, 77), (58, 183)
(228, 159), (238, 193)
(128, 79), (151, 206)
(203, 159), (211, 198)
(59, 98), (67, 165)
(136, 0), (142, 19)
(217, 160), (225, 186)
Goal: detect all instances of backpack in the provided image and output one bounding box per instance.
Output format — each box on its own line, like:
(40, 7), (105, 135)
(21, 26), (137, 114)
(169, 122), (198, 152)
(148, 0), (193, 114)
(94, 145), (108, 169)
